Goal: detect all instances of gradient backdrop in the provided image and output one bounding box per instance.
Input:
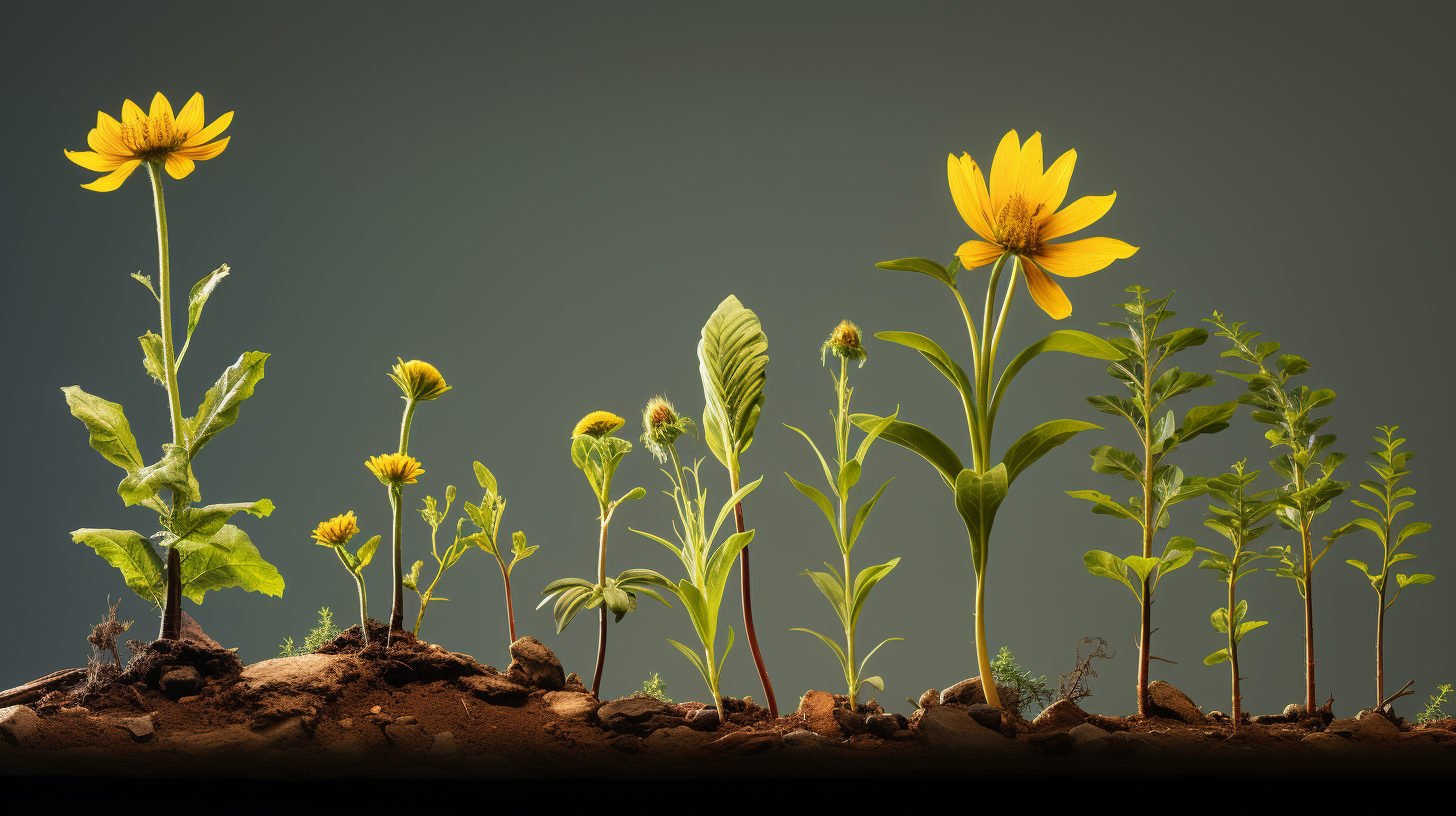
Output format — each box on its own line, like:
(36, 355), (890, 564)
(4, 1), (1452, 719)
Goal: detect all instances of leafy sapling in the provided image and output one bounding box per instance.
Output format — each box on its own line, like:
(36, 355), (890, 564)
(459, 461), (539, 646)
(409, 485), (477, 638)
(990, 646), (1053, 716)
(1070, 288), (1235, 716)
(541, 412), (672, 698)
(1325, 426), (1434, 708)
(279, 607), (342, 657)
(310, 511), (380, 645)
(631, 396), (758, 721)
(785, 321), (904, 708)
(1195, 462), (1280, 725)
(1418, 684), (1452, 725)
(1207, 312), (1348, 714)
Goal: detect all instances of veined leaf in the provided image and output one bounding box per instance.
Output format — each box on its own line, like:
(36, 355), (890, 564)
(787, 472), (839, 542)
(801, 568), (849, 628)
(1001, 419), (1100, 484)
(955, 465), (1008, 572)
(72, 528), (165, 605)
(177, 524), (284, 603)
(1067, 489), (1141, 523)
(1084, 550), (1138, 600)
(990, 330), (1124, 422)
(187, 351), (269, 458)
(851, 414), (962, 488)
(168, 499), (275, 545)
(1089, 446), (1144, 482)
(117, 443), (199, 506)
(1233, 619), (1268, 643)
(698, 295), (768, 471)
(62, 387), (144, 474)
(178, 265), (229, 365)
(355, 535), (381, 570)
(876, 332), (975, 422)
(874, 257), (955, 287)
(1204, 649), (1230, 666)
(1174, 402), (1237, 445)
(474, 461), (498, 495)
(139, 332), (167, 385)
(1396, 573), (1434, 588)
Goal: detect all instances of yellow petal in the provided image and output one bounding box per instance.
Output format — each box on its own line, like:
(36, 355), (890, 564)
(955, 240), (1006, 270)
(961, 154), (996, 238)
(65, 149), (126, 172)
(988, 130), (1021, 216)
(164, 153), (195, 179)
(175, 93), (204, 136)
(1034, 237), (1139, 277)
(86, 127), (129, 157)
(1017, 132), (1043, 196)
(148, 92), (174, 125)
(184, 111), (232, 147)
(1029, 149), (1076, 215)
(121, 99), (146, 125)
(1040, 193), (1117, 241)
(175, 136), (229, 161)
(947, 154), (995, 241)
(1021, 256), (1072, 319)
(80, 159), (142, 192)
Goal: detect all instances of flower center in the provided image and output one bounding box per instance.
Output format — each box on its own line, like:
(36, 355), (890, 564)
(119, 112), (187, 158)
(649, 404), (675, 427)
(996, 194), (1043, 253)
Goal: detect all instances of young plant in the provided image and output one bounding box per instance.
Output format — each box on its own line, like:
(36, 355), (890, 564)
(378, 359), (450, 646)
(1207, 313), (1348, 714)
(698, 294), (779, 717)
(408, 485), (478, 638)
(784, 321), (903, 707)
(1070, 288), (1234, 716)
(459, 461), (539, 646)
(279, 607), (342, 657)
(64, 93), (282, 639)
(1326, 426), (1434, 708)
(541, 411), (672, 697)
(1418, 684), (1452, 725)
(641, 672), (674, 704)
(990, 646), (1053, 716)
(630, 397), (759, 721)
(858, 130), (1132, 707)
(310, 511), (381, 645)
(1194, 462), (1280, 725)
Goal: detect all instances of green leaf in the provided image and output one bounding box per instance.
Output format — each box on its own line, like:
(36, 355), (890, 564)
(1396, 522), (1431, 547)
(875, 332), (975, 417)
(71, 528), (164, 605)
(955, 465), (1009, 572)
(853, 407), (900, 464)
(614, 486), (646, 504)
(1211, 607), (1230, 633)
(784, 423), (835, 487)
(1204, 649), (1230, 666)
(186, 351), (269, 458)
(1067, 489), (1141, 523)
(131, 272), (158, 300)
(401, 560), (423, 592)
(177, 524), (285, 603)
(837, 458), (862, 497)
(791, 627), (850, 674)
(1233, 619), (1268, 642)
(1155, 327), (1208, 357)
(787, 472), (839, 541)
(508, 531), (537, 572)
(117, 443), (199, 506)
(1174, 402), (1237, 445)
(666, 638), (711, 686)
(1084, 550), (1138, 600)
(847, 479), (893, 552)
(169, 499), (275, 546)
(698, 294), (768, 472)
(139, 332), (168, 385)
(474, 461), (498, 495)
(1159, 536), (1195, 575)
(1123, 555), (1160, 586)
(801, 569), (849, 629)
(1396, 573), (1434, 588)
(874, 257), (955, 287)
(1089, 446), (1144, 482)
(990, 330), (1125, 421)
(850, 557), (900, 627)
(851, 414), (963, 488)
(355, 535), (381, 570)
(62, 387), (144, 474)
(179, 265), (229, 364)
(1001, 419), (1100, 485)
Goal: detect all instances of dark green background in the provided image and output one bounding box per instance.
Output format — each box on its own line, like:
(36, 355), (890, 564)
(4, 1), (1452, 719)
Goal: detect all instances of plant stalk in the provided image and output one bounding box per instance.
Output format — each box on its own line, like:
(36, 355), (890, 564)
(387, 485), (404, 645)
(499, 559), (517, 645)
(591, 506), (612, 697)
(1228, 578), (1241, 725)
(732, 468), (778, 718)
(336, 547), (369, 646)
(1137, 317), (1155, 719)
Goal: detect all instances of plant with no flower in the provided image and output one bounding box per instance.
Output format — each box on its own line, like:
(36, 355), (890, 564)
(990, 646), (1053, 716)
(1207, 313), (1348, 714)
(698, 295), (780, 717)
(541, 411), (671, 697)
(1057, 637), (1113, 705)
(785, 321), (903, 707)
(311, 511), (380, 645)
(64, 92), (282, 640)
(406, 485), (482, 638)
(279, 607), (342, 657)
(630, 396), (759, 720)
(1195, 462), (1280, 725)
(459, 461), (538, 647)
(1418, 684), (1452, 725)
(859, 130), (1131, 707)
(88, 598), (133, 668)
(1070, 287), (1234, 716)
(1325, 426), (1434, 708)
(641, 672), (674, 704)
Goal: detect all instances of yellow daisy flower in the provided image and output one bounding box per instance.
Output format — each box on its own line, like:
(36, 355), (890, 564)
(389, 358), (451, 402)
(366, 453), (424, 486)
(573, 411), (625, 439)
(311, 511), (360, 547)
(64, 92), (233, 192)
(948, 130), (1138, 319)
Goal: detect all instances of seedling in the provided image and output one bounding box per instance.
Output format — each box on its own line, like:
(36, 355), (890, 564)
(990, 646), (1053, 716)
(860, 130), (1133, 707)
(1194, 462), (1280, 725)
(64, 93), (281, 639)
(279, 608), (342, 657)
(408, 486), (475, 638)
(1418, 684), (1452, 725)
(541, 412), (671, 697)
(784, 321), (903, 708)
(1325, 426), (1434, 708)
(641, 673), (674, 704)
(310, 511), (380, 644)
(1070, 288), (1234, 715)
(1207, 313), (1348, 713)
(459, 461), (539, 646)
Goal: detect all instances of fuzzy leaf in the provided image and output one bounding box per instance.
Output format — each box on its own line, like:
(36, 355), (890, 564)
(62, 387), (145, 474)
(187, 351), (269, 458)
(72, 528), (165, 605)
(177, 524), (284, 603)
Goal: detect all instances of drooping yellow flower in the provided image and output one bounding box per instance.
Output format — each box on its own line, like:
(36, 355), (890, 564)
(822, 319), (867, 366)
(312, 511), (360, 547)
(573, 411), (625, 439)
(389, 358), (451, 402)
(366, 453), (424, 486)
(64, 92), (233, 192)
(948, 130), (1138, 319)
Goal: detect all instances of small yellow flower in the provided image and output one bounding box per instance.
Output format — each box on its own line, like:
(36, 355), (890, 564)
(311, 511), (360, 547)
(640, 396), (694, 462)
(947, 130), (1138, 319)
(822, 319), (867, 367)
(366, 453), (425, 486)
(64, 92), (233, 192)
(573, 411), (625, 439)
(390, 358), (451, 402)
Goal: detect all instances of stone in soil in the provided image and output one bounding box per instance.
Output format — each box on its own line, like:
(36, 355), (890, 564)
(160, 666), (204, 699)
(940, 677), (986, 707)
(1027, 730), (1072, 756)
(911, 705), (1014, 752)
(0, 705), (40, 745)
(543, 690), (599, 720)
(685, 707), (720, 732)
(1068, 722), (1120, 752)
(866, 712), (907, 739)
(1284, 703), (1304, 719)
(833, 707), (869, 736)
(795, 690), (841, 738)
(1146, 681), (1206, 724)
(1032, 699), (1088, 729)
(121, 714), (155, 741)
(459, 673), (530, 704)
(505, 636), (566, 690)
(967, 703), (1005, 731)
(597, 695), (680, 734)
(917, 688), (940, 709)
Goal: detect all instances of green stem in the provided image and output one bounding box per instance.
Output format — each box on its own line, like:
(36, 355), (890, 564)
(336, 547), (370, 647)
(591, 506), (613, 697)
(973, 569), (999, 708)
(398, 398), (418, 455)
(387, 485), (404, 643)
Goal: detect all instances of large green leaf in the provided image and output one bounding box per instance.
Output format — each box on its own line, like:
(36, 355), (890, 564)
(1174, 402), (1237, 446)
(698, 295), (768, 471)
(850, 557), (900, 627)
(177, 524), (284, 603)
(1001, 419), (1101, 484)
(874, 257), (955, 287)
(62, 387), (144, 474)
(186, 351), (269, 458)
(990, 330), (1124, 421)
(851, 414), (962, 488)
(954, 465), (1008, 571)
(1067, 489), (1142, 523)
(117, 443), (199, 506)
(71, 528), (165, 605)
(1084, 550), (1138, 601)
(875, 332), (975, 421)
(168, 498), (275, 546)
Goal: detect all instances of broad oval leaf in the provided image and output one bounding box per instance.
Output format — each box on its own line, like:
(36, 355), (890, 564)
(698, 295), (768, 471)
(62, 387), (144, 474)
(187, 351), (269, 458)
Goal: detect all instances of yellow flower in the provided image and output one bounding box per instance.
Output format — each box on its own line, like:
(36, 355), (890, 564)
(390, 358), (451, 402)
(366, 453), (424, 486)
(64, 92), (233, 192)
(822, 319), (867, 366)
(947, 130), (1138, 319)
(311, 511), (360, 547)
(573, 411), (625, 439)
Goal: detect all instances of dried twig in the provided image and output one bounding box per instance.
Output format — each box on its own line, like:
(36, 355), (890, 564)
(1058, 636), (1114, 704)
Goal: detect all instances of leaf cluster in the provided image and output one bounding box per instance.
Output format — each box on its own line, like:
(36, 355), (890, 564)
(1327, 427), (1433, 606)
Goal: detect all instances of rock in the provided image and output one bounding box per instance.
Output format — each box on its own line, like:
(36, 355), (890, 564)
(543, 691), (599, 720)
(833, 707), (869, 736)
(431, 732), (457, 755)
(686, 707), (720, 732)
(1146, 681), (1206, 724)
(1207, 710), (1228, 722)
(460, 673), (530, 705)
(796, 690), (842, 738)
(1252, 714), (1286, 725)
(505, 636), (566, 690)
(1353, 709), (1401, 739)
(0, 705), (40, 745)
(1031, 699), (1088, 729)
(1069, 722), (1118, 752)
(966, 703), (1005, 731)
(384, 720), (426, 746)
(159, 666), (204, 699)
(598, 696), (676, 734)
(238, 654), (352, 695)
(706, 729), (782, 754)
(917, 689), (940, 709)
(1283, 703), (1305, 720)
(782, 728), (826, 747)
(940, 677), (987, 707)
(121, 714), (154, 741)
(1027, 731), (1072, 756)
(866, 713), (906, 739)
(645, 725), (704, 751)
(394, 715), (417, 725)
(563, 672), (589, 694)
(912, 705), (1013, 752)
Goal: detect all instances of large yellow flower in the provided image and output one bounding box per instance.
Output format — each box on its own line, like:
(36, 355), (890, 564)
(311, 511), (360, 547)
(366, 453), (424, 486)
(948, 130), (1137, 319)
(64, 92), (233, 192)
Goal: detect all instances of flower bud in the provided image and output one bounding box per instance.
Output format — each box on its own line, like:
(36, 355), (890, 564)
(390, 358), (451, 402)
(640, 396), (695, 462)
(822, 319), (867, 366)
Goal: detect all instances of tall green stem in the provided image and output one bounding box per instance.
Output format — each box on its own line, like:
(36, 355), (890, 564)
(336, 547), (370, 646)
(591, 504), (613, 697)
(387, 485), (404, 643)
(1137, 313), (1155, 718)
(1228, 577), (1240, 725)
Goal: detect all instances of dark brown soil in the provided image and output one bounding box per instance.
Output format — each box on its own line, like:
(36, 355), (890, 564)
(3, 622), (1452, 778)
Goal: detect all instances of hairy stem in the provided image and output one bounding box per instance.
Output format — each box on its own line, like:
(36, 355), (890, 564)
(336, 547), (369, 646)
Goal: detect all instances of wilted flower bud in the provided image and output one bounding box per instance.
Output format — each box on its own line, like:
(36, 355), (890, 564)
(640, 396), (695, 462)
(390, 358), (451, 402)
(572, 410), (626, 439)
(822, 319), (867, 366)
(366, 452), (425, 486)
(311, 511), (360, 547)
